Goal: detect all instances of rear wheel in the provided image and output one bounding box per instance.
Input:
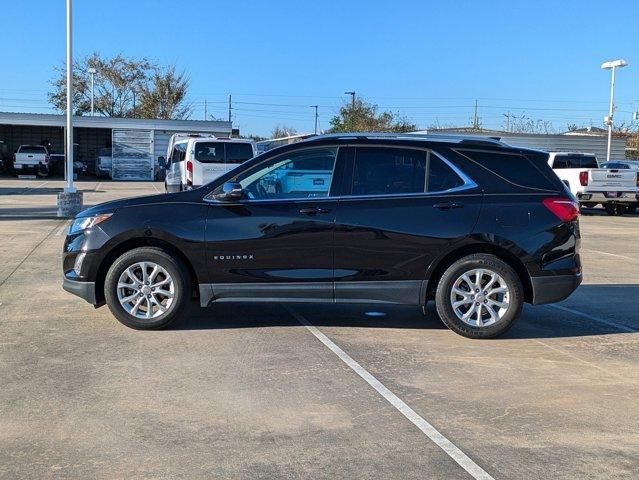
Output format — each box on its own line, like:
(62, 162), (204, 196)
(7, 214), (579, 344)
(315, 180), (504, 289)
(604, 204), (627, 216)
(435, 254), (523, 339)
(104, 247), (191, 329)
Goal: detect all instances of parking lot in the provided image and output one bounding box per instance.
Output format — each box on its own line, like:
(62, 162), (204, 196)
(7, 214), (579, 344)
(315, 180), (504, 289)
(0, 178), (637, 479)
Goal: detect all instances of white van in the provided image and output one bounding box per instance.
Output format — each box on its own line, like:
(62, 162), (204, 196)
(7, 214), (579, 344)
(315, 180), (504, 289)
(163, 134), (257, 192)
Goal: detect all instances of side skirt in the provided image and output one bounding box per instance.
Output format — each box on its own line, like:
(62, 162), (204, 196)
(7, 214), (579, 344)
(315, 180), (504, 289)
(199, 281), (425, 308)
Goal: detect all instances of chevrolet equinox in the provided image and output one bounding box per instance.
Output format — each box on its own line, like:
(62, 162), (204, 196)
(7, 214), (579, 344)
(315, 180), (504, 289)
(63, 133), (582, 338)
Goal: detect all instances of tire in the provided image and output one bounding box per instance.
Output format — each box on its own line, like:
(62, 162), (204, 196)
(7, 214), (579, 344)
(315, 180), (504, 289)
(435, 254), (523, 339)
(604, 204), (626, 216)
(104, 247), (191, 330)
(626, 204), (637, 215)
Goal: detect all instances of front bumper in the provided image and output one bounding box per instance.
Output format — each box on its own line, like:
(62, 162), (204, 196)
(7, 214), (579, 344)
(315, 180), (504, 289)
(531, 273), (582, 305)
(63, 275), (97, 304)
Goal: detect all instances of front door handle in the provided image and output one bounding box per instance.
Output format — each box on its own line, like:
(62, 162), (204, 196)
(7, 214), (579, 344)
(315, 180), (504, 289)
(299, 207), (331, 215)
(433, 201), (464, 210)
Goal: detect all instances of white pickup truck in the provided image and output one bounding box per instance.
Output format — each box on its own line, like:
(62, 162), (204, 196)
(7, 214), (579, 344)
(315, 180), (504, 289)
(13, 145), (50, 176)
(548, 152), (638, 215)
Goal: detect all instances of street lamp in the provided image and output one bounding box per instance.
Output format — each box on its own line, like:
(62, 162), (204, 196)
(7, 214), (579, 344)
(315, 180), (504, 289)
(87, 67), (97, 116)
(601, 59), (628, 162)
(344, 91), (355, 108)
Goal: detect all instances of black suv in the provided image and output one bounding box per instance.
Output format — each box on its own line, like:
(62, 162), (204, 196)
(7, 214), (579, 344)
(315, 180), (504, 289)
(63, 134), (581, 338)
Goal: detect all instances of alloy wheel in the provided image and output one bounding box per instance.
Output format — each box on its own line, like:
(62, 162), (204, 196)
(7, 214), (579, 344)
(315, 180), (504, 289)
(116, 261), (175, 320)
(450, 268), (510, 327)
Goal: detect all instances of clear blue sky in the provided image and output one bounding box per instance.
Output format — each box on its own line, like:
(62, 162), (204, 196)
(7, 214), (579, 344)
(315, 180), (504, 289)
(3, 0), (638, 136)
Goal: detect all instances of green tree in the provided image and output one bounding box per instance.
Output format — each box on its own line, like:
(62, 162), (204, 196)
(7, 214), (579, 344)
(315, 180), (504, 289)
(137, 66), (191, 120)
(48, 52), (191, 119)
(329, 98), (417, 133)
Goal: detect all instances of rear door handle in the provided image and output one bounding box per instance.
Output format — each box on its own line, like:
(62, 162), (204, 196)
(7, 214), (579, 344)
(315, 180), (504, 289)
(433, 201), (464, 210)
(299, 207), (331, 215)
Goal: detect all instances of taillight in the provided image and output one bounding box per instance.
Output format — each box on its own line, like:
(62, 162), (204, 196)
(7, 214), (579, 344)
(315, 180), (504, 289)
(636, 172), (639, 187)
(43, 155), (50, 164)
(186, 160), (193, 186)
(579, 171), (588, 186)
(543, 197), (579, 222)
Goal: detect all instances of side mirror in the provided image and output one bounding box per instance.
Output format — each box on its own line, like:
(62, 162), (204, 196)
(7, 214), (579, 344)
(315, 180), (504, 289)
(215, 182), (244, 201)
(158, 156), (166, 168)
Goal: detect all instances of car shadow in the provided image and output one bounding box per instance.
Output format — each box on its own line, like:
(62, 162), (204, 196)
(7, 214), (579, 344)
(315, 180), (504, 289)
(0, 187), (104, 195)
(172, 284), (638, 339)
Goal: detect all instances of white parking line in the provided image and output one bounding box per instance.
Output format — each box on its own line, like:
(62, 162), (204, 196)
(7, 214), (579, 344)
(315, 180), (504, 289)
(286, 306), (495, 480)
(55, 220), (70, 236)
(548, 304), (637, 333)
(581, 248), (639, 264)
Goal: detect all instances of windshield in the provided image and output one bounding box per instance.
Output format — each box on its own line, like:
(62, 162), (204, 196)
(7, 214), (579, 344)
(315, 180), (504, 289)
(18, 146), (46, 154)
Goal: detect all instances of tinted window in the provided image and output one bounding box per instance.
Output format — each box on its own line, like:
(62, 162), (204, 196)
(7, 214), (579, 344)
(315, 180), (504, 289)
(458, 149), (556, 190)
(18, 146), (47, 154)
(194, 142), (225, 163)
(352, 147), (427, 195)
(602, 162), (629, 169)
(427, 154), (465, 192)
(170, 143), (187, 164)
(553, 155), (598, 169)
(235, 147), (337, 200)
(226, 143), (254, 164)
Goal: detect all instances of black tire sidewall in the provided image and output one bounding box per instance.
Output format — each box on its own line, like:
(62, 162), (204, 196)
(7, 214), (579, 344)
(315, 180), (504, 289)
(435, 254), (523, 339)
(104, 247), (190, 329)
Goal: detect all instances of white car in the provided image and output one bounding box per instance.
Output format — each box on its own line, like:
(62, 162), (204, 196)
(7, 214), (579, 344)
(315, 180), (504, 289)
(162, 134), (256, 193)
(548, 152), (638, 215)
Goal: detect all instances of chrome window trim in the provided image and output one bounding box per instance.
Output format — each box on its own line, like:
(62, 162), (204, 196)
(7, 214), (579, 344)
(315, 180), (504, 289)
(204, 143), (478, 204)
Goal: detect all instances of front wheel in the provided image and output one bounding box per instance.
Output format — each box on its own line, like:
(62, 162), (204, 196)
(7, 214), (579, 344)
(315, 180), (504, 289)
(104, 247), (191, 329)
(435, 254), (523, 339)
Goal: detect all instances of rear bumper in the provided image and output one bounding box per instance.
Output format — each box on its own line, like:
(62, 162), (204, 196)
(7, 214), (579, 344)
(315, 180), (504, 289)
(62, 276), (97, 305)
(531, 273), (582, 305)
(577, 192), (638, 204)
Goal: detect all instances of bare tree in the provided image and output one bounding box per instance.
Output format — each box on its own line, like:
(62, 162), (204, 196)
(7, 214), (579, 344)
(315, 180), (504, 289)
(271, 125), (298, 138)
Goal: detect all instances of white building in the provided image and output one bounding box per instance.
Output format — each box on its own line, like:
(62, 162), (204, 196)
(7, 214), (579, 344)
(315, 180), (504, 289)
(0, 112), (232, 180)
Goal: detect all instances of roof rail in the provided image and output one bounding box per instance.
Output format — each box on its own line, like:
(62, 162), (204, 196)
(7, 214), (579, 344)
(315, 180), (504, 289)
(302, 132), (505, 146)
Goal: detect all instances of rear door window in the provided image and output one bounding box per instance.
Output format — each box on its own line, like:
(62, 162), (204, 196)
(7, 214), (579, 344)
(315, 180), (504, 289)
(194, 142), (225, 163)
(553, 155), (598, 169)
(351, 147), (427, 195)
(18, 146), (47, 154)
(226, 143), (254, 164)
(457, 149), (557, 190)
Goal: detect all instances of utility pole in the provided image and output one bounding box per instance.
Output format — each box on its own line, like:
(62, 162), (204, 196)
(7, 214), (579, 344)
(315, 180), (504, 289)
(345, 91), (355, 108)
(132, 90), (137, 118)
(601, 59), (628, 162)
(503, 112), (511, 132)
(88, 67), (97, 116)
(228, 94), (232, 123)
(473, 99), (479, 129)
(204, 99), (207, 120)
(310, 105), (319, 134)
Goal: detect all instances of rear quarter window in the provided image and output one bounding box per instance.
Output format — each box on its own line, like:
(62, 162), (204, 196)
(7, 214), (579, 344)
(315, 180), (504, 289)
(456, 149), (557, 190)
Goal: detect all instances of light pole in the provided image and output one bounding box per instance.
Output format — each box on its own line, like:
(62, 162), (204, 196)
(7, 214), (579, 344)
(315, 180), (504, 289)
(601, 59), (628, 162)
(57, 0), (83, 217)
(310, 105), (319, 134)
(87, 67), (97, 116)
(344, 91), (355, 108)
(65, 0), (74, 194)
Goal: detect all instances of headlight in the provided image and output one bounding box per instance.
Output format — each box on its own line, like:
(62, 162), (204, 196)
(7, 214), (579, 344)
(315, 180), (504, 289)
(69, 214), (112, 235)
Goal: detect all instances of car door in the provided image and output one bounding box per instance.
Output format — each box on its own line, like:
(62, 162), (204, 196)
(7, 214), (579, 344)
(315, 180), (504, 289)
(165, 142), (185, 192)
(203, 145), (344, 303)
(333, 145), (482, 305)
